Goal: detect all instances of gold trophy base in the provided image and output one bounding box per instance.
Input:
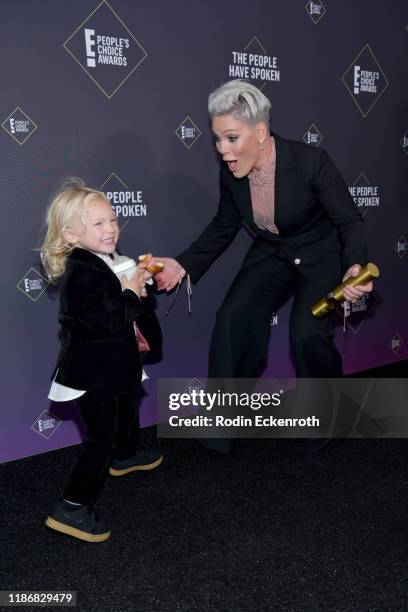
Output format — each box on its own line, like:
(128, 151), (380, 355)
(312, 262), (379, 318)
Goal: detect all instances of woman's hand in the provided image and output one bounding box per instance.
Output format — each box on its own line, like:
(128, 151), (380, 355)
(138, 255), (186, 291)
(342, 264), (373, 302)
(122, 269), (147, 298)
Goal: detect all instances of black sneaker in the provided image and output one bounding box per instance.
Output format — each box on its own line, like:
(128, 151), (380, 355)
(45, 499), (111, 543)
(109, 448), (163, 477)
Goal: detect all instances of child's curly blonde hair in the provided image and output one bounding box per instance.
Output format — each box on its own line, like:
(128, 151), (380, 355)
(40, 178), (110, 281)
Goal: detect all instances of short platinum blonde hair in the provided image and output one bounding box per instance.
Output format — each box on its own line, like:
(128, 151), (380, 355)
(40, 178), (111, 281)
(208, 79), (271, 125)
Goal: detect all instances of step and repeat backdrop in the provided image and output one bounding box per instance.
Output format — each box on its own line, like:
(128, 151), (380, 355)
(1, 0), (407, 462)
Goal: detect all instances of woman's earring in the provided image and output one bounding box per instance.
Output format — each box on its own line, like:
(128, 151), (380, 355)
(259, 141), (265, 150)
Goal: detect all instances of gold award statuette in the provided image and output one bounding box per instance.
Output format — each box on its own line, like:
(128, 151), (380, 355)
(138, 254), (165, 276)
(312, 262), (380, 318)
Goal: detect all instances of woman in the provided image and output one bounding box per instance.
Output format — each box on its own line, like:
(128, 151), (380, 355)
(145, 80), (373, 448)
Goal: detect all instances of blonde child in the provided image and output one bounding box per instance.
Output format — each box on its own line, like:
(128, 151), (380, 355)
(41, 179), (162, 543)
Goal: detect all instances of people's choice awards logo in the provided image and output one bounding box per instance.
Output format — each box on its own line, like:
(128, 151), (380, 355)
(394, 236), (407, 259)
(63, 0), (147, 99)
(185, 378), (205, 396)
(349, 173), (380, 218)
(17, 268), (49, 302)
(337, 292), (378, 334)
(1, 107), (38, 145)
(31, 410), (62, 440)
(100, 173), (147, 228)
(389, 333), (403, 355)
(303, 124), (323, 147)
(228, 37), (280, 90)
(175, 116), (201, 149)
(400, 130), (408, 155)
(342, 44), (389, 117)
(305, 1), (326, 24)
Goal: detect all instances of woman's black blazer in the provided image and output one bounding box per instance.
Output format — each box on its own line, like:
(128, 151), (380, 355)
(176, 133), (367, 296)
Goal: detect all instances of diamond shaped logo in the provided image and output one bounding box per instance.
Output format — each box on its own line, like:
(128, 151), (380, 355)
(305, 1), (326, 24)
(228, 37), (280, 91)
(175, 116), (201, 149)
(99, 171), (147, 229)
(349, 173), (380, 219)
(342, 44), (389, 117)
(31, 410), (62, 440)
(1, 107), (38, 145)
(335, 292), (378, 334)
(100, 171), (128, 193)
(63, 0), (147, 99)
(389, 333), (403, 354)
(17, 268), (49, 302)
(400, 130), (408, 155)
(303, 124), (323, 147)
(184, 378), (205, 395)
(245, 36), (280, 90)
(394, 235), (408, 258)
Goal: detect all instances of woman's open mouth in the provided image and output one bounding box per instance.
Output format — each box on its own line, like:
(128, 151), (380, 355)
(226, 160), (238, 172)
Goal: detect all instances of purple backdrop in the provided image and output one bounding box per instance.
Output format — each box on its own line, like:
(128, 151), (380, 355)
(1, 0), (407, 463)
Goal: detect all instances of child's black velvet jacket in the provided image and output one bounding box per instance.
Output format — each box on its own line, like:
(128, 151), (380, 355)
(52, 248), (161, 394)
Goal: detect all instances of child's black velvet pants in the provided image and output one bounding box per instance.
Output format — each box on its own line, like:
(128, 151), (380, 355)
(63, 392), (139, 505)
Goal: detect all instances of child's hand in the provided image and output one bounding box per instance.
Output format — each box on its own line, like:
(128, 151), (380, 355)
(139, 254), (184, 291)
(122, 270), (147, 298)
(138, 254), (165, 275)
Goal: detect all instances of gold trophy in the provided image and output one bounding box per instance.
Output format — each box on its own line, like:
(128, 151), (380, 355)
(312, 262), (379, 318)
(138, 254), (165, 276)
